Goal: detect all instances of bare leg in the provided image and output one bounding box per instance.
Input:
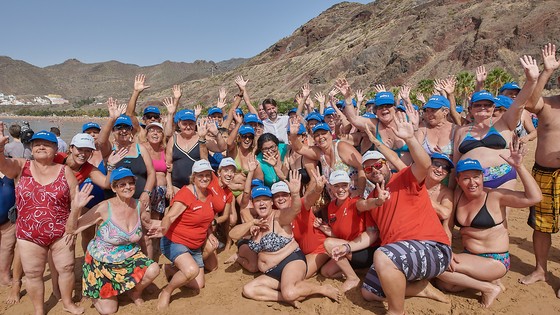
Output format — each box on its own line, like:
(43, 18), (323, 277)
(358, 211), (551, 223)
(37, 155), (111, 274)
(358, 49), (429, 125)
(225, 244), (258, 273)
(374, 249), (406, 315)
(6, 244), (22, 304)
(324, 238), (361, 292)
(519, 230), (550, 284)
(128, 262), (160, 305)
(80, 206), (95, 254)
(17, 239), (48, 315)
(50, 237), (84, 314)
(157, 253), (200, 310)
(202, 239), (218, 272)
(0, 222), (16, 285)
(438, 271), (501, 308)
(48, 250), (61, 300)
(304, 253), (330, 279)
(279, 260), (341, 303)
(92, 297), (118, 315)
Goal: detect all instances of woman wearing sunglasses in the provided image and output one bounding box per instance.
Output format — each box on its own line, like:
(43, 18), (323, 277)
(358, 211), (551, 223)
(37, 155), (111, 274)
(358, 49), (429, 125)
(452, 56), (539, 189)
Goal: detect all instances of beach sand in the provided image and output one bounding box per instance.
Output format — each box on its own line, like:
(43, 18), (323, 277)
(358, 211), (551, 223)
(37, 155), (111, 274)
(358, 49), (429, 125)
(1, 140), (559, 315)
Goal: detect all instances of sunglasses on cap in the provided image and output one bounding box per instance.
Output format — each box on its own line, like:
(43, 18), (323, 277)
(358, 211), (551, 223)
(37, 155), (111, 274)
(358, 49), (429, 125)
(364, 160), (386, 173)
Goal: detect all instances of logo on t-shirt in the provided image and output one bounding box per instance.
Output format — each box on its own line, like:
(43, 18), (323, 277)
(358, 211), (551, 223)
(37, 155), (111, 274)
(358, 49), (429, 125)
(192, 205), (202, 211)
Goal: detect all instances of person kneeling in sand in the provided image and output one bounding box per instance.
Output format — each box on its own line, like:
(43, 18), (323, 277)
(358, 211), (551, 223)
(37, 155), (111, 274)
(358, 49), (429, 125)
(230, 172), (341, 307)
(436, 138), (541, 308)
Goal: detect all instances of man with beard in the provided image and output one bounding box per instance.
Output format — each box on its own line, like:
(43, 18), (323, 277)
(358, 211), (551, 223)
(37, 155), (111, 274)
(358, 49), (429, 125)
(262, 98), (290, 144)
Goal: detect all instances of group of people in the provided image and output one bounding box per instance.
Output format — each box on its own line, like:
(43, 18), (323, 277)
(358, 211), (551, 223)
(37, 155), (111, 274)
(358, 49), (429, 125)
(0, 43), (558, 315)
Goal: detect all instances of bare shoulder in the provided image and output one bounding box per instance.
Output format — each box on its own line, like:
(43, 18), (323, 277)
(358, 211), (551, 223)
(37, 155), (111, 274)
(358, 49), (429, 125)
(543, 94), (560, 107)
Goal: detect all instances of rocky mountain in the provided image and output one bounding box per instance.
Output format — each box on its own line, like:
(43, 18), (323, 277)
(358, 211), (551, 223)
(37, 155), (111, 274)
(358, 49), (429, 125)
(0, 56), (246, 99)
(148, 0), (559, 106)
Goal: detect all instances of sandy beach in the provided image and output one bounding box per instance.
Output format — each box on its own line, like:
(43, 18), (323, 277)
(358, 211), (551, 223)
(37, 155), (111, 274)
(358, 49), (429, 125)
(1, 140), (559, 315)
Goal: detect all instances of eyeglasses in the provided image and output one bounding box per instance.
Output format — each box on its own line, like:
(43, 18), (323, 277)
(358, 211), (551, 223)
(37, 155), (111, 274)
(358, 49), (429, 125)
(471, 103), (494, 109)
(432, 161), (451, 172)
(364, 160), (386, 173)
(144, 114), (160, 120)
(261, 145), (278, 153)
(116, 181), (136, 189)
(114, 125), (132, 131)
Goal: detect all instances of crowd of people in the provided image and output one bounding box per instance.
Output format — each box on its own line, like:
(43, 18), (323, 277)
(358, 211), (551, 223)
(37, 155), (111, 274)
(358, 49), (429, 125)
(0, 43), (558, 315)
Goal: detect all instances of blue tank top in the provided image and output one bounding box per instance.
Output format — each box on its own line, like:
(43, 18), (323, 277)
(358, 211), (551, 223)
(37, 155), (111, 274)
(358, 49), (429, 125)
(80, 160), (106, 209)
(0, 176), (15, 225)
(112, 143), (148, 199)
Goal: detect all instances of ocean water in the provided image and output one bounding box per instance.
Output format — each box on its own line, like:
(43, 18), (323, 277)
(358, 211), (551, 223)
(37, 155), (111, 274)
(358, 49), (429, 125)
(1, 117), (107, 144)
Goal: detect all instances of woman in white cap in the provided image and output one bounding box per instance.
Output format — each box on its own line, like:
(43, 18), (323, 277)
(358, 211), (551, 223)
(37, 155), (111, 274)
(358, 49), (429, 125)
(72, 167), (160, 314)
(437, 138), (541, 308)
(0, 130), (83, 315)
(229, 174), (341, 306)
(151, 159), (225, 310)
(208, 157), (238, 250)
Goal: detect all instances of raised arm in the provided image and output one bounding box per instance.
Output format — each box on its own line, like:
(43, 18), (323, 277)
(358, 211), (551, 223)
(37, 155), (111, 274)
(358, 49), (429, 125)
(500, 55), (540, 130)
(236, 75), (258, 115)
(127, 74), (150, 135)
(315, 92), (326, 115)
(288, 117), (321, 160)
(337, 79), (375, 131)
(442, 76), (463, 126)
(277, 170), (303, 226)
(474, 65), (487, 92)
(391, 111), (431, 182)
(98, 98), (125, 158)
(525, 43), (559, 114)
(356, 181), (390, 212)
(221, 94), (243, 129)
(302, 165), (327, 210)
(71, 184), (104, 234)
(363, 126), (406, 171)
(0, 136), (25, 179)
(164, 85), (181, 139)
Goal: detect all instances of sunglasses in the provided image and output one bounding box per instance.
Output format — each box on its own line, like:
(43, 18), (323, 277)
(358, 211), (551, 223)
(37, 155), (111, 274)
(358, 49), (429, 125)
(432, 161), (451, 172)
(114, 125), (132, 131)
(144, 114), (160, 120)
(241, 134), (254, 140)
(116, 181), (136, 189)
(471, 103), (494, 109)
(364, 160), (386, 173)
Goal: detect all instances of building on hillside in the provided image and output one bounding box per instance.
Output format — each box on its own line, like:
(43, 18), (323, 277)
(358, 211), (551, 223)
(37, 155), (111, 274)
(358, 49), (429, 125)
(45, 94), (69, 105)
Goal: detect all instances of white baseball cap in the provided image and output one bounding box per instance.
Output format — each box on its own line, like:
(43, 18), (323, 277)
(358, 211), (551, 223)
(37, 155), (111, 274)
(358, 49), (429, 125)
(271, 181), (290, 195)
(362, 150), (385, 163)
(219, 157), (236, 169)
(329, 170), (351, 185)
(192, 159), (213, 173)
(146, 122), (164, 130)
(70, 133), (96, 150)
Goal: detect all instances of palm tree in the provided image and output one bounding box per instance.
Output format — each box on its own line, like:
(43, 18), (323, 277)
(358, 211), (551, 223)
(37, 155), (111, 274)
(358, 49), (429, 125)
(485, 68), (514, 95)
(416, 79), (434, 99)
(455, 71), (475, 106)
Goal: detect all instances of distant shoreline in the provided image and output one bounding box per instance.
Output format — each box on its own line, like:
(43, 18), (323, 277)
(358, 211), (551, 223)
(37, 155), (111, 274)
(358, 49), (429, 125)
(0, 115), (110, 121)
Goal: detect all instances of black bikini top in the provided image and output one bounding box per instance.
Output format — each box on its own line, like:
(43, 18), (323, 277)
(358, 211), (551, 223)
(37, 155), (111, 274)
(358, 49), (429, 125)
(458, 124), (507, 154)
(454, 191), (504, 229)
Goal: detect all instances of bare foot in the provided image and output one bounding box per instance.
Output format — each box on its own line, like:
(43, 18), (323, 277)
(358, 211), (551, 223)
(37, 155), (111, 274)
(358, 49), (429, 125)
(285, 300), (302, 309)
(157, 289), (171, 310)
(519, 271), (546, 285)
(62, 302), (85, 315)
(481, 284), (501, 308)
(341, 277), (360, 292)
(492, 279), (506, 292)
(321, 284), (342, 303)
(224, 253), (238, 264)
(416, 282), (449, 303)
(5, 282), (21, 304)
(127, 288), (144, 306)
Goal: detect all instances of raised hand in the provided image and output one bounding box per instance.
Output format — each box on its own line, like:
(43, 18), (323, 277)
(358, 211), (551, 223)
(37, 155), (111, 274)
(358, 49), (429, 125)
(233, 112), (243, 125)
(373, 84), (386, 93)
(107, 147), (128, 165)
(197, 117), (208, 138)
(134, 74), (150, 92)
(314, 92), (326, 105)
(107, 97), (123, 118)
(389, 111), (415, 140)
(263, 151), (279, 167)
(399, 84), (411, 101)
(295, 93), (304, 105)
(434, 79), (444, 94)
(441, 76), (457, 95)
(206, 118), (219, 136)
(416, 93), (426, 104)
(301, 83), (311, 100)
(356, 89), (365, 105)
(475, 65), (487, 83)
(500, 134), (526, 169)
(73, 184), (94, 211)
(328, 87), (339, 99)
(162, 97), (177, 114)
(542, 43), (559, 71)
(247, 154), (258, 172)
(219, 87), (227, 101)
(288, 116), (301, 136)
(310, 166), (327, 190)
(235, 75), (248, 92)
(404, 101), (419, 128)
(375, 180), (390, 205)
(172, 85), (182, 100)
(287, 169), (302, 194)
(194, 104), (202, 117)
(334, 78), (352, 98)
(519, 55), (540, 81)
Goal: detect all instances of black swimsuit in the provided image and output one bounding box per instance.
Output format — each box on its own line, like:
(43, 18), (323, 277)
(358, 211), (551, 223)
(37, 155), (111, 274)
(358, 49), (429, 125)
(454, 192), (504, 229)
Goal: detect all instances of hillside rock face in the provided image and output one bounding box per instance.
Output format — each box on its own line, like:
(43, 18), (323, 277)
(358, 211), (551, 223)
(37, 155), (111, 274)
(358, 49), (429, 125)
(1, 0), (558, 108)
(152, 0), (559, 106)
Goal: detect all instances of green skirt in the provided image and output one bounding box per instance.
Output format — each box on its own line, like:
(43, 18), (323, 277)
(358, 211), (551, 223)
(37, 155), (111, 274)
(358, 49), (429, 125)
(82, 250), (154, 299)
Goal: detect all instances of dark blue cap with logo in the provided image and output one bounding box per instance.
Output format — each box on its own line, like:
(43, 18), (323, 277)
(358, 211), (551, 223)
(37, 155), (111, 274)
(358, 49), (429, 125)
(82, 122), (101, 132)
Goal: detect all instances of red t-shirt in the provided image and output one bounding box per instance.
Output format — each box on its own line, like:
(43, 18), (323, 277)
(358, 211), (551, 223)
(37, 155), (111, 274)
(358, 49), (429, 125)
(166, 186), (223, 249)
(367, 166), (450, 246)
(292, 200), (326, 255)
(54, 152), (94, 184)
(207, 174), (233, 212)
(327, 197), (365, 241)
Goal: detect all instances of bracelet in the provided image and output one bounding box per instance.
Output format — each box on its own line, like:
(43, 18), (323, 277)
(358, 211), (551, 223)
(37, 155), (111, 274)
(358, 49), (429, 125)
(212, 219), (218, 227)
(106, 164), (116, 172)
(198, 139), (207, 144)
(142, 190), (152, 197)
(344, 243), (351, 253)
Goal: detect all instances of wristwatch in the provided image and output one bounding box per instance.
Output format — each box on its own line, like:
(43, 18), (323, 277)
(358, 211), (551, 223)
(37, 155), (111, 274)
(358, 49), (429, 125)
(142, 190), (152, 197)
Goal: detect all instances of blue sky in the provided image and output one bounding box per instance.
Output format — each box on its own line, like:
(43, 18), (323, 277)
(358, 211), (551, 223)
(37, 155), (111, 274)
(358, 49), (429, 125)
(1, 1), (370, 67)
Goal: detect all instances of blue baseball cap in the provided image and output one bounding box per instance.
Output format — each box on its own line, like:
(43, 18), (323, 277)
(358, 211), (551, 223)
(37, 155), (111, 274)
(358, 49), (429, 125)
(244, 113), (259, 124)
(499, 82), (521, 93)
(336, 99), (357, 108)
(251, 179), (265, 187)
(424, 95), (451, 109)
(471, 90), (495, 104)
(174, 109), (189, 124)
(312, 123), (331, 134)
(456, 158), (484, 173)
(239, 125), (255, 135)
(305, 112), (323, 123)
(494, 95), (513, 109)
(456, 105), (464, 113)
(362, 112), (377, 118)
(208, 107), (223, 116)
(375, 91), (395, 106)
(110, 167), (135, 184)
(143, 106), (161, 116)
(114, 115), (133, 127)
(365, 99), (375, 106)
(30, 130), (58, 144)
(235, 108), (244, 116)
(82, 122), (101, 132)
(177, 111), (196, 122)
(288, 107), (298, 115)
(323, 107), (336, 116)
(251, 185), (272, 199)
(288, 123), (307, 135)
(396, 105), (406, 111)
(431, 153), (454, 168)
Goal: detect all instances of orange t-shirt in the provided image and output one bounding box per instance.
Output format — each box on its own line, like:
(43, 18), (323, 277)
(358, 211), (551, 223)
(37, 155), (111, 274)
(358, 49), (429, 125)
(367, 166), (450, 246)
(207, 174), (233, 212)
(292, 200), (326, 255)
(327, 197), (365, 241)
(166, 186), (222, 249)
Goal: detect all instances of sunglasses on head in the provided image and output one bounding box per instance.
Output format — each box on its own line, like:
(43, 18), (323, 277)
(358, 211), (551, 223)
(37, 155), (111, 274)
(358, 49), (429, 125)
(364, 160), (386, 173)
(432, 160), (451, 172)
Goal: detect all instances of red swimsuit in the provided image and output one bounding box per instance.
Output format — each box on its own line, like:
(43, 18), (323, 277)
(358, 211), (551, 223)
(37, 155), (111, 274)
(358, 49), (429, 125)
(15, 160), (71, 247)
